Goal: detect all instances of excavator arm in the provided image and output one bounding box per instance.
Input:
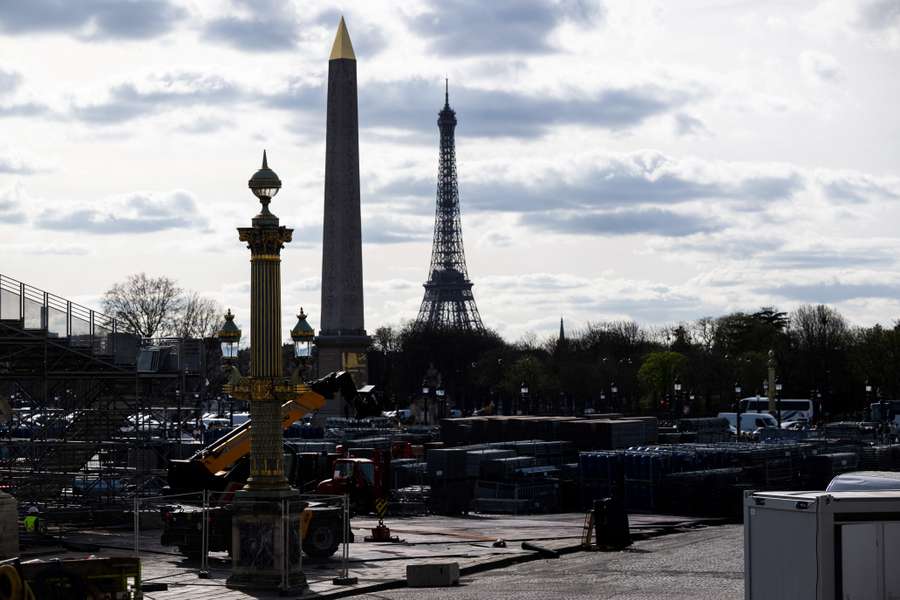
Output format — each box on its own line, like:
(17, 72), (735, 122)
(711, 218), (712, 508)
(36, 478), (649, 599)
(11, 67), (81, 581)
(167, 371), (357, 492)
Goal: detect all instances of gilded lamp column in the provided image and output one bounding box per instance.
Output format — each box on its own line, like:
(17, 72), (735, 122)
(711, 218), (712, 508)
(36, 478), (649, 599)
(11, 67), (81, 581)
(239, 151), (293, 491)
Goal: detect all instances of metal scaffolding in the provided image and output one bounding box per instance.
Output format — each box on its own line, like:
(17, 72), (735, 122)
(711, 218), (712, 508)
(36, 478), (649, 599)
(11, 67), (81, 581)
(0, 273), (213, 509)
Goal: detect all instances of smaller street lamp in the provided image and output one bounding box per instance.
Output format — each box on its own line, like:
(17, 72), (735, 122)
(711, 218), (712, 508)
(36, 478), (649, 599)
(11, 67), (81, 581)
(218, 309), (242, 362)
(520, 382), (529, 415)
(218, 310), (242, 427)
(735, 383), (743, 438)
(290, 307), (314, 382)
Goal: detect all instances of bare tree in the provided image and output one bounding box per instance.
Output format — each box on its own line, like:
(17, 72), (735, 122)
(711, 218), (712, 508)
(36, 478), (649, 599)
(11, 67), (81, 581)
(174, 292), (224, 339)
(102, 273), (183, 338)
(791, 304), (849, 351)
(373, 326), (401, 353)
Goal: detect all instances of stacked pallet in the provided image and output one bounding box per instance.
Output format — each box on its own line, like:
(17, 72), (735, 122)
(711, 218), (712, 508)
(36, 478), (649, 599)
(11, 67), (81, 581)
(480, 456), (536, 480)
(464, 448), (516, 477)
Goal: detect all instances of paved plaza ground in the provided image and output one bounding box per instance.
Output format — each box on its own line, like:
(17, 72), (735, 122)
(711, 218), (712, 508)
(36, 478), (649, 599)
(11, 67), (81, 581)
(36, 513), (744, 599)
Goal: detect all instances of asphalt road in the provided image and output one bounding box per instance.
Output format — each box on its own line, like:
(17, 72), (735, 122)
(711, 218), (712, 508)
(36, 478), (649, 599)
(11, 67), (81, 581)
(360, 524), (745, 600)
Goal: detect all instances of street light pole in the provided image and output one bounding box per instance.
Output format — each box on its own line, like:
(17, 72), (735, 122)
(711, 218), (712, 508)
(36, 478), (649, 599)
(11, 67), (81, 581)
(735, 383), (743, 439)
(673, 380), (682, 424)
(222, 152), (318, 593)
(775, 381), (783, 427)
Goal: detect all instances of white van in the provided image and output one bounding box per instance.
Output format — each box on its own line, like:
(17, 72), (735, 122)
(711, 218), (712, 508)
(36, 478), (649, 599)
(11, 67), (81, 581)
(717, 412), (778, 436)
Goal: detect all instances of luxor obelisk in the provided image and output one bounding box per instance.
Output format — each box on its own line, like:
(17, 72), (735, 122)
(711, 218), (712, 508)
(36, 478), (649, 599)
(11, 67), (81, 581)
(317, 17), (369, 406)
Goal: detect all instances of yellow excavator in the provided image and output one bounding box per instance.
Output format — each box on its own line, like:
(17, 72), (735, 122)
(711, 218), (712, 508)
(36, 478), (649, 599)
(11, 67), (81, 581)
(161, 371), (357, 560)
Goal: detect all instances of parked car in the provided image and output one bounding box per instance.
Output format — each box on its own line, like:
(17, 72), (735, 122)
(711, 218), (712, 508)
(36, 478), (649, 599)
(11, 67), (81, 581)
(826, 471), (900, 492)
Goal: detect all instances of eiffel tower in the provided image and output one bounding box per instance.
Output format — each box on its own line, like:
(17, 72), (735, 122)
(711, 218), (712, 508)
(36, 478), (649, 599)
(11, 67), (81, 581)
(415, 81), (485, 331)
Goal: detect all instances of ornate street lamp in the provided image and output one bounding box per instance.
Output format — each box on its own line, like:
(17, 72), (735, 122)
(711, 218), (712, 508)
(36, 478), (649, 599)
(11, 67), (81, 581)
(218, 309), (242, 368)
(222, 152), (322, 593)
(290, 307), (314, 381)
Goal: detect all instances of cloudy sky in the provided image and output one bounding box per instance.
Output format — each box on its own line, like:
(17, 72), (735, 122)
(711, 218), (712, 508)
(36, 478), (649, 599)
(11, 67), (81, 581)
(1, 0), (899, 342)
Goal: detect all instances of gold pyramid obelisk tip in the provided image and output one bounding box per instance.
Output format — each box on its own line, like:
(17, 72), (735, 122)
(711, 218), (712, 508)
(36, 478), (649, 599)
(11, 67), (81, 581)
(329, 16), (356, 60)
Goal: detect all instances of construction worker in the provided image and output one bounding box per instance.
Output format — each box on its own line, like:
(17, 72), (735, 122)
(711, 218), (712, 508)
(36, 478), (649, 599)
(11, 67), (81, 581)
(22, 505), (46, 535)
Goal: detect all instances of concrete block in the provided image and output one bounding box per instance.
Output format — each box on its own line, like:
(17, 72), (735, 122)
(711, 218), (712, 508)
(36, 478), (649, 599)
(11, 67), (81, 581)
(406, 562), (460, 587)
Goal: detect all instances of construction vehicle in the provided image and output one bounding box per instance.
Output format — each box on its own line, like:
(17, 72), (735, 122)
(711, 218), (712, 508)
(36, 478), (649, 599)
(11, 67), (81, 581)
(316, 441), (412, 514)
(160, 372), (357, 561)
(0, 556), (141, 600)
(316, 456), (384, 515)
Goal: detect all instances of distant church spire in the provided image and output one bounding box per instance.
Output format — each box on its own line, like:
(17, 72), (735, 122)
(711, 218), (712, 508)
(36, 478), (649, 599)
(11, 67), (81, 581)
(559, 316), (566, 343)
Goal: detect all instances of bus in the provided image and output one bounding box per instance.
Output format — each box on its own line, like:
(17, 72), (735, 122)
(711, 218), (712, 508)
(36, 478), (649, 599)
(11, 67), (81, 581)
(739, 397), (814, 422)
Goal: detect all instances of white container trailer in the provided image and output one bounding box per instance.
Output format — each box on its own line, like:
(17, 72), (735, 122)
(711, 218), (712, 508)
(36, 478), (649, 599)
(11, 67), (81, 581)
(744, 490), (900, 600)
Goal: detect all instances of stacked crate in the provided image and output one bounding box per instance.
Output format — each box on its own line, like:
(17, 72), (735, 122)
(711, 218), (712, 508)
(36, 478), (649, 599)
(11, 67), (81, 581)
(578, 451), (624, 509)
(427, 447), (473, 515)
(465, 448), (516, 478)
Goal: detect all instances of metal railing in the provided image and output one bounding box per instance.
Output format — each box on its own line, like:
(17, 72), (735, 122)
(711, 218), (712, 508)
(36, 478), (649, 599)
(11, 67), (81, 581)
(0, 272), (130, 354)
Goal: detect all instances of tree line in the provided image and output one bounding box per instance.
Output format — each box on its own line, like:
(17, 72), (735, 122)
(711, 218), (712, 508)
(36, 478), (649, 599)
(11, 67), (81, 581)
(368, 305), (900, 420)
(98, 272), (899, 420)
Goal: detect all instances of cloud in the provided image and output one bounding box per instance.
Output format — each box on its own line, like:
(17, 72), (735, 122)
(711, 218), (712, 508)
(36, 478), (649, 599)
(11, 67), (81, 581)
(800, 51), (842, 83)
(410, 0), (604, 55)
(362, 215), (432, 244)
(34, 189), (207, 234)
(378, 151), (803, 215)
(266, 77), (691, 138)
(478, 272), (714, 325)
(0, 0), (185, 40)
(522, 207), (719, 237)
(203, 0), (300, 52)
(0, 184), (26, 224)
(818, 171), (900, 203)
(175, 115), (232, 135)
(480, 230), (514, 247)
(674, 113), (709, 137)
(0, 102), (49, 119)
(767, 281), (900, 303)
(369, 79), (691, 137)
(653, 234), (899, 271)
(1, 243), (90, 256)
(0, 69), (22, 95)
(856, 0), (900, 31)
(765, 248), (897, 269)
(71, 72), (242, 124)
(0, 150), (44, 175)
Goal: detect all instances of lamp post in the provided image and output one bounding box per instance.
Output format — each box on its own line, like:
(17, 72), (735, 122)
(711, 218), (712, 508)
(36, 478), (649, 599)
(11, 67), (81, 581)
(611, 383), (618, 414)
(775, 381), (783, 426)
(421, 386), (430, 424)
(735, 383), (743, 439)
(218, 310), (241, 427)
(673, 380), (682, 423)
(290, 308), (314, 382)
(221, 152), (321, 593)
(520, 382), (529, 416)
(436, 386), (446, 419)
